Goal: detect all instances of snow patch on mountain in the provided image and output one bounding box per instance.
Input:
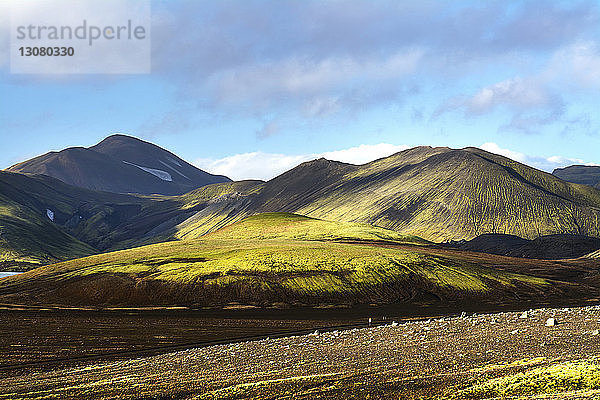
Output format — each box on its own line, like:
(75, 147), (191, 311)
(166, 156), (182, 167)
(122, 161), (173, 182)
(46, 209), (54, 221)
(159, 160), (191, 181)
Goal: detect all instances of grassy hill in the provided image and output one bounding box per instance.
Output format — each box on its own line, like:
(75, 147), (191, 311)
(2, 213), (597, 308)
(206, 212), (428, 244)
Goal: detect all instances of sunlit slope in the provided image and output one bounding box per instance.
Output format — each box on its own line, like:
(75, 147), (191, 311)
(0, 213), (572, 307)
(109, 180), (265, 247)
(205, 212), (429, 244)
(246, 147), (600, 241)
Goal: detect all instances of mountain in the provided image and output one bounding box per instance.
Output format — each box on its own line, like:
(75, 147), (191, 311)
(145, 146), (600, 243)
(553, 165), (600, 189)
(3, 212), (597, 308)
(6, 134), (230, 195)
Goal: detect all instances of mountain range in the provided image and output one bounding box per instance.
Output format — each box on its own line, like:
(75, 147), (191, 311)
(2, 134), (600, 308)
(6, 134), (230, 195)
(2, 135), (600, 269)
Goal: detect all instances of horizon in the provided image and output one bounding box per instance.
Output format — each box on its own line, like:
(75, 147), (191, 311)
(1, 1), (600, 180)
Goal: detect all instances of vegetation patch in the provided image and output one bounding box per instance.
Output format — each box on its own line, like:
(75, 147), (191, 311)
(0, 213), (553, 307)
(455, 360), (600, 399)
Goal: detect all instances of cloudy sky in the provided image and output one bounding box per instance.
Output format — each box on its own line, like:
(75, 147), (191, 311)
(1, 0), (599, 180)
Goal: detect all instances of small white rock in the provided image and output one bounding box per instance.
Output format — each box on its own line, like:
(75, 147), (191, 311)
(545, 318), (556, 327)
(520, 311), (528, 319)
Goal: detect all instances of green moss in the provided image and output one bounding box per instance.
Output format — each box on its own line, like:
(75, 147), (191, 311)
(455, 360), (600, 398)
(204, 212), (429, 245)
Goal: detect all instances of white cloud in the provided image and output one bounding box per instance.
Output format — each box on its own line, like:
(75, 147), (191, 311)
(479, 142), (597, 172)
(469, 78), (550, 115)
(479, 142), (527, 163)
(195, 152), (308, 182)
(321, 143), (409, 165)
(195, 143), (409, 181)
(436, 77), (555, 118)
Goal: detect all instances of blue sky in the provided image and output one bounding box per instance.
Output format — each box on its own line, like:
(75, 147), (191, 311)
(1, 0), (600, 180)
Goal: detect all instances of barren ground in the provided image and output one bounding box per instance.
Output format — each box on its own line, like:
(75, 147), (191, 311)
(2, 305), (600, 399)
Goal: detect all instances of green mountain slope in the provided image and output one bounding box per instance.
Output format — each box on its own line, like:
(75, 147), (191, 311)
(0, 171), (150, 267)
(4, 212), (593, 308)
(156, 146), (600, 242)
(266, 147), (600, 241)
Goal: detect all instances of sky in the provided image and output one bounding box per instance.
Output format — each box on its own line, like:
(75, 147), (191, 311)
(1, 0), (599, 181)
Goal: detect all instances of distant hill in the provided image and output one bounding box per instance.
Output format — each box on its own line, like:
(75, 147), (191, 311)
(553, 165), (600, 189)
(6, 134), (230, 195)
(452, 233), (600, 260)
(5, 212), (596, 308)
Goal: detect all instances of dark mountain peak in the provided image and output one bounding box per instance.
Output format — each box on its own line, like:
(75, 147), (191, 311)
(91, 134), (168, 157)
(7, 134), (230, 195)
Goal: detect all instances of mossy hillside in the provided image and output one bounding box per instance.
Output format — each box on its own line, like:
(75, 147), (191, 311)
(158, 146), (600, 243)
(0, 171), (147, 264)
(0, 191), (96, 265)
(107, 180), (265, 245)
(0, 214), (551, 306)
(205, 212), (429, 244)
(179, 180), (264, 209)
(283, 148), (600, 241)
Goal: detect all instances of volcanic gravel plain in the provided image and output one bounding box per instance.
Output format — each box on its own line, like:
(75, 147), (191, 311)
(2, 305), (600, 399)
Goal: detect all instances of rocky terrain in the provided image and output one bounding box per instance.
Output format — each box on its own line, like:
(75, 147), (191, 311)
(2, 305), (600, 399)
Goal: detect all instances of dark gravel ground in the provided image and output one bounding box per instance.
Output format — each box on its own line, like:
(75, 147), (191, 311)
(2, 305), (600, 399)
